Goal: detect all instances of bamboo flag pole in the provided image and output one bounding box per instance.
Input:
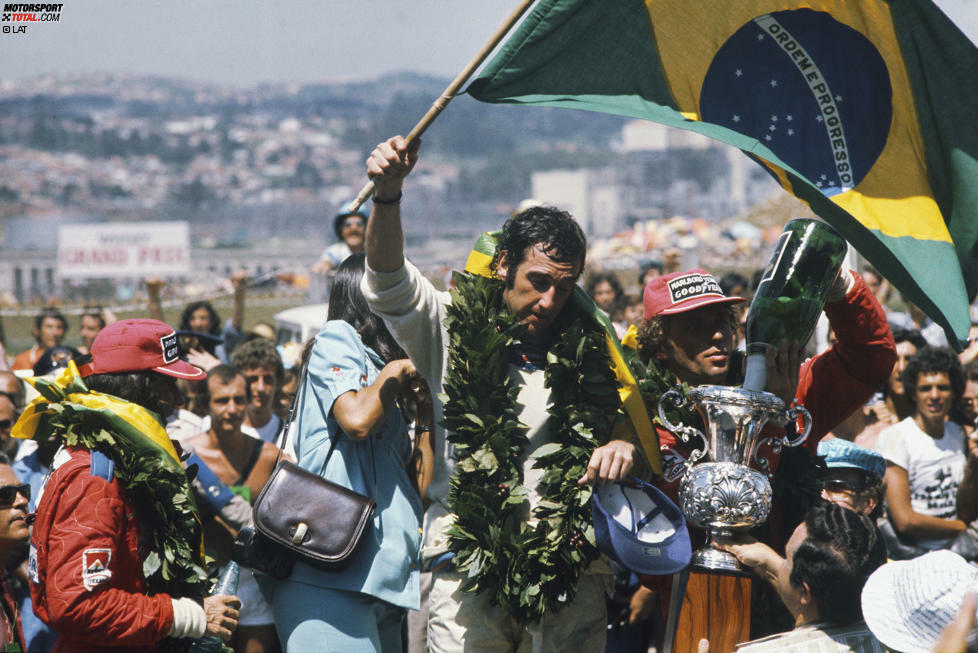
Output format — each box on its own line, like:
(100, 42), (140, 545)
(347, 0), (538, 212)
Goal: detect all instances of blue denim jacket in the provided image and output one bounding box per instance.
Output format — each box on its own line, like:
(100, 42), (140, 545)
(285, 320), (422, 609)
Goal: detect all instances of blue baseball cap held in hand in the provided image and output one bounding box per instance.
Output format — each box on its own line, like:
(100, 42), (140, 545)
(591, 476), (691, 575)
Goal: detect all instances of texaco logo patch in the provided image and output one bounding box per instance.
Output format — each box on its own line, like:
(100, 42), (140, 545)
(82, 548), (113, 591)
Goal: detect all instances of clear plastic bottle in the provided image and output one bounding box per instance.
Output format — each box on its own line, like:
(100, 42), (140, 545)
(187, 561), (239, 653)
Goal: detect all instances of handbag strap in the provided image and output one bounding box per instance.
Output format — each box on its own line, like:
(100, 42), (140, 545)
(275, 336), (380, 498)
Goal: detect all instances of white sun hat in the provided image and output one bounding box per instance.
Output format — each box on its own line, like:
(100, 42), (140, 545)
(861, 549), (978, 652)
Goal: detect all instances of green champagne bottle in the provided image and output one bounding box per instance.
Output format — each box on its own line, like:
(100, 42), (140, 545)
(743, 219), (847, 392)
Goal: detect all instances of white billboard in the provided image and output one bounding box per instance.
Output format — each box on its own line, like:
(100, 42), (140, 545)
(58, 221), (190, 278)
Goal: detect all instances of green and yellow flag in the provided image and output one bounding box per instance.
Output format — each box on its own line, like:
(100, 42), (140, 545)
(468, 0), (978, 347)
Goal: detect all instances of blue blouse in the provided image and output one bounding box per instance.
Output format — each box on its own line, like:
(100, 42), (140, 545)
(286, 320), (422, 610)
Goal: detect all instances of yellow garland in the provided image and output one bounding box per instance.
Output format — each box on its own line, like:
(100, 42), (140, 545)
(13, 361), (181, 464)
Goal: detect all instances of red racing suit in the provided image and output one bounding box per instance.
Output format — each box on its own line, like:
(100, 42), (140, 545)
(655, 270), (896, 498)
(643, 272), (895, 603)
(30, 446), (176, 652)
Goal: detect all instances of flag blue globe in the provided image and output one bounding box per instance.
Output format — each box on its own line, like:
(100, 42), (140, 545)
(700, 9), (892, 197)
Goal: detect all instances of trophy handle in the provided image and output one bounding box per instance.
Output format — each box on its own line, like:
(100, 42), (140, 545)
(752, 438), (779, 478)
(658, 388), (708, 465)
(783, 404), (812, 448)
(752, 403), (813, 477)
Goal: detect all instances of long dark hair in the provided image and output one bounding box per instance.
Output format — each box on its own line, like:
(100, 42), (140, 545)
(327, 253), (406, 364)
(179, 301), (221, 336)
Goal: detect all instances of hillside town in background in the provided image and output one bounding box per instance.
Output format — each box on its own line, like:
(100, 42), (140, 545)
(0, 71), (792, 312)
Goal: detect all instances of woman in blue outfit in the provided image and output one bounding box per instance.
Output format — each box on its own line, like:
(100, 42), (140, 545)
(272, 253), (423, 653)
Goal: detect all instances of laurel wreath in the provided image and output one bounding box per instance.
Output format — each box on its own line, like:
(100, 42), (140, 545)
(27, 374), (210, 651)
(441, 272), (621, 624)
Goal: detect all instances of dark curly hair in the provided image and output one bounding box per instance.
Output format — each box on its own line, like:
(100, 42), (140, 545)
(891, 327), (928, 350)
(81, 306), (106, 330)
(719, 272), (749, 297)
(231, 338), (284, 384)
(789, 500), (886, 626)
(327, 253), (406, 364)
(84, 371), (180, 419)
(635, 306), (737, 365)
(901, 346), (964, 402)
(491, 205), (587, 288)
(638, 261), (663, 287)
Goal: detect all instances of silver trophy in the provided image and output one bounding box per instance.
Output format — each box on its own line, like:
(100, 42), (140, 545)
(658, 385), (811, 571)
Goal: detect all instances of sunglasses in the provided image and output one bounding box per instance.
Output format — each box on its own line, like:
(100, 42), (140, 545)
(342, 218), (365, 228)
(821, 478), (865, 494)
(0, 483), (29, 506)
(0, 391), (21, 404)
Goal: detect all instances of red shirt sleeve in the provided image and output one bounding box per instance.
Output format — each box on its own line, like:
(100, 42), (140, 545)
(31, 450), (174, 648)
(795, 270), (896, 451)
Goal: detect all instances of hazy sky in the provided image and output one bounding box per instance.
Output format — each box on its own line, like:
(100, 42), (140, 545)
(1, 0), (976, 87)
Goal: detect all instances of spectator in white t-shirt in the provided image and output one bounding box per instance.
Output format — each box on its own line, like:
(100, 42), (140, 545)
(877, 346), (968, 551)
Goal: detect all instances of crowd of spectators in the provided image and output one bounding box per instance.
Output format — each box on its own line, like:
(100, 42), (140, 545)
(0, 193), (976, 652)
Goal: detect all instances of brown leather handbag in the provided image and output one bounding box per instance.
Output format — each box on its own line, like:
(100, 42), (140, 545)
(251, 444), (376, 571)
(233, 367), (377, 578)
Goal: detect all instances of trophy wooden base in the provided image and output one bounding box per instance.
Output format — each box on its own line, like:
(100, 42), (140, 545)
(663, 567), (752, 653)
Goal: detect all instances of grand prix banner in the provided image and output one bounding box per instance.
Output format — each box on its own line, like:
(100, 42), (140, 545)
(57, 221), (190, 278)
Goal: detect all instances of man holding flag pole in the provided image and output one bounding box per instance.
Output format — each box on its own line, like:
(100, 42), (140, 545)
(360, 134), (649, 651)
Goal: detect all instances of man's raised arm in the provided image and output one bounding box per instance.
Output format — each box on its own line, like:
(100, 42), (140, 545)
(364, 135), (420, 273)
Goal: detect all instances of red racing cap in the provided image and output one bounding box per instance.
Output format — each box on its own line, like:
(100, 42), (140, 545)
(643, 268), (746, 319)
(78, 319), (206, 380)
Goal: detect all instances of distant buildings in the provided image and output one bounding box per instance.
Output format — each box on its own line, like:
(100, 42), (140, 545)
(530, 121), (778, 237)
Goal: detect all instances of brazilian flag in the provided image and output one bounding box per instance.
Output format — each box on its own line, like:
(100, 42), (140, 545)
(468, 0), (978, 347)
